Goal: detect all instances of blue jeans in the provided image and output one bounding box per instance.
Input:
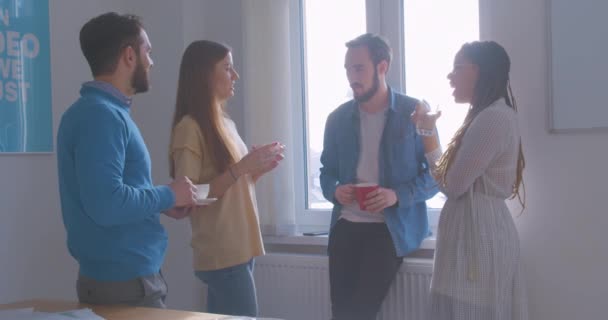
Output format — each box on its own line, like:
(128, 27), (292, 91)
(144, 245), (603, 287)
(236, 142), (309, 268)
(195, 259), (257, 317)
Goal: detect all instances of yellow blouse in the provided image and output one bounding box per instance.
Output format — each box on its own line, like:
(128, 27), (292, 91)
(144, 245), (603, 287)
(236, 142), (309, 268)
(170, 115), (264, 271)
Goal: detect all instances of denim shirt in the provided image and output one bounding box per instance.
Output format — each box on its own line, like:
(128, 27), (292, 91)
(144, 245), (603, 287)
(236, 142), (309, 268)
(320, 88), (439, 257)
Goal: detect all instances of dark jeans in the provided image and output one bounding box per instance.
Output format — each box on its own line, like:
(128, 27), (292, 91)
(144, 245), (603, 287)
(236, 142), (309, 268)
(195, 259), (257, 317)
(328, 219), (403, 320)
(77, 271), (167, 308)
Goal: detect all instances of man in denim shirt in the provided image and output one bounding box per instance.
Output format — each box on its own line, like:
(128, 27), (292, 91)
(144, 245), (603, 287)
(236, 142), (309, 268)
(320, 33), (439, 320)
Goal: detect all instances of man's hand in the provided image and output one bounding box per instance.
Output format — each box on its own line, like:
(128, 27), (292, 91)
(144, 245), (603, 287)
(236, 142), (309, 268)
(163, 207), (191, 220)
(169, 176), (196, 207)
(335, 184), (355, 206)
(364, 188), (398, 213)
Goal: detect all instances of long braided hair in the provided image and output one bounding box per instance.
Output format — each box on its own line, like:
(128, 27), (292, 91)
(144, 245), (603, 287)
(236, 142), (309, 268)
(435, 41), (526, 208)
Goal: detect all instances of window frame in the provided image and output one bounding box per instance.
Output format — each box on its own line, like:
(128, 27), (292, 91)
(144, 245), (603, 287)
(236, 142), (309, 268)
(291, 0), (461, 233)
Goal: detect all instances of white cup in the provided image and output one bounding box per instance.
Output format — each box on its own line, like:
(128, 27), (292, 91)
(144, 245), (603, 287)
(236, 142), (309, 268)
(195, 184), (210, 200)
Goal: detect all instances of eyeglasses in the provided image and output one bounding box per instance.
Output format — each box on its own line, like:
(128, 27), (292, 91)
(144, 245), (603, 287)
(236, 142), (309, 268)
(453, 63), (474, 69)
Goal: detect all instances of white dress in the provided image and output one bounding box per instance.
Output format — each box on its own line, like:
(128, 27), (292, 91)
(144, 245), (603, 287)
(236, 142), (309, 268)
(428, 100), (528, 320)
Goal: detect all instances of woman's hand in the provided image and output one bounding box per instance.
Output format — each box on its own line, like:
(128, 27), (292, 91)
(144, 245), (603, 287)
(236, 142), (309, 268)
(235, 142), (285, 177)
(248, 143), (286, 181)
(410, 100), (442, 131)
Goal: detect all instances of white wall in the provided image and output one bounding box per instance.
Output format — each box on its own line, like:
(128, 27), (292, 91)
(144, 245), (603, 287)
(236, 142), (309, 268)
(0, 0), (122, 303)
(194, 0), (245, 132)
(484, 0), (608, 319)
(2, 0), (607, 319)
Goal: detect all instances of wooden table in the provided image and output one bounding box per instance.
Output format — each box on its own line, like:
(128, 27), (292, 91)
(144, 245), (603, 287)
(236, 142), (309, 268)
(0, 299), (231, 320)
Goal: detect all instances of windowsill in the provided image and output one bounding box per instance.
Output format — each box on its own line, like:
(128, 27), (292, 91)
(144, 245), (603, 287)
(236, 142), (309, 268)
(263, 234), (435, 258)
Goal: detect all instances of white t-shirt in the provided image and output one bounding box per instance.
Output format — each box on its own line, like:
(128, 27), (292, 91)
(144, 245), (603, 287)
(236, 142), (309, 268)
(340, 107), (387, 223)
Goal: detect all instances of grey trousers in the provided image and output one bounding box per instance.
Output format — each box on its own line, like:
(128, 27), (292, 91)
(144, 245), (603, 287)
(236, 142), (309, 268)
(76, 272), (168, 308)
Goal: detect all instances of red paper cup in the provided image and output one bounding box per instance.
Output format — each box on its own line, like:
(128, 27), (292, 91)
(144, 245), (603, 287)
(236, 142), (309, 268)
(354, 183), (379, 210)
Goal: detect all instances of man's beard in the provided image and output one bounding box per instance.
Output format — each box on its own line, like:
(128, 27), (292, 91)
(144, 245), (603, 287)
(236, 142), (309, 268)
(353, 69), (380, 103)
(131, 57), (149, 94)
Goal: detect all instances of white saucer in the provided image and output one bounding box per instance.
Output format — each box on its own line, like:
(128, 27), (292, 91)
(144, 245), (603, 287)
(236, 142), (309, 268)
(196, 198), (217, 206)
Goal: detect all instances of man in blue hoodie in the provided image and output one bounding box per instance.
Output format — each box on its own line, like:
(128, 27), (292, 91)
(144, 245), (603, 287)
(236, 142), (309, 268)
(56, 12), (197, 308)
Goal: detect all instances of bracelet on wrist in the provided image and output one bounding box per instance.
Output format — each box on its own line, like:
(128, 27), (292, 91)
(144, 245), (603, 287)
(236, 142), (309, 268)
(416, 127), (436, 137)
(228, 166), (238, 181)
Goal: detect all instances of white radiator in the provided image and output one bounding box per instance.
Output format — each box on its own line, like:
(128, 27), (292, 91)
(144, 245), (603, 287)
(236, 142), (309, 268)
(254, 253), (433, 320)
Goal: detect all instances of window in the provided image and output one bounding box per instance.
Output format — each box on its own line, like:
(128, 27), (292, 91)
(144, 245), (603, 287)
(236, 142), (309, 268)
(297, 0), (479, 233)
(403, 0), (479, 232)
(302, 0), (367, 210)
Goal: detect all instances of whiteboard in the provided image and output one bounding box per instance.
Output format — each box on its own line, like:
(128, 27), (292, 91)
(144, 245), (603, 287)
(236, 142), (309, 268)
(548, 0), (608, 132)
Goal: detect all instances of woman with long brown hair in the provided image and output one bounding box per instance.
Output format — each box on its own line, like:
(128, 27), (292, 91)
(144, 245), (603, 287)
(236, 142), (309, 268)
(169, 40), (284, 317)
(411, 41), (528, 319)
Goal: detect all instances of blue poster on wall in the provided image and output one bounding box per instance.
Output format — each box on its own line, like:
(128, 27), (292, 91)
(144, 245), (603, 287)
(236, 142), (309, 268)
(0, 0), (52, 153)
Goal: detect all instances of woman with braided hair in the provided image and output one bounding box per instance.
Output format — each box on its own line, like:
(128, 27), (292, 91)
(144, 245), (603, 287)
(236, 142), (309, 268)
(411, 41), (528, 319)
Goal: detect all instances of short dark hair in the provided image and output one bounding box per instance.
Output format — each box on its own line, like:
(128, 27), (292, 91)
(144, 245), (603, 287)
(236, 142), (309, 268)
(346, 33), (392, 67)
(79, 12), (144, 77)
